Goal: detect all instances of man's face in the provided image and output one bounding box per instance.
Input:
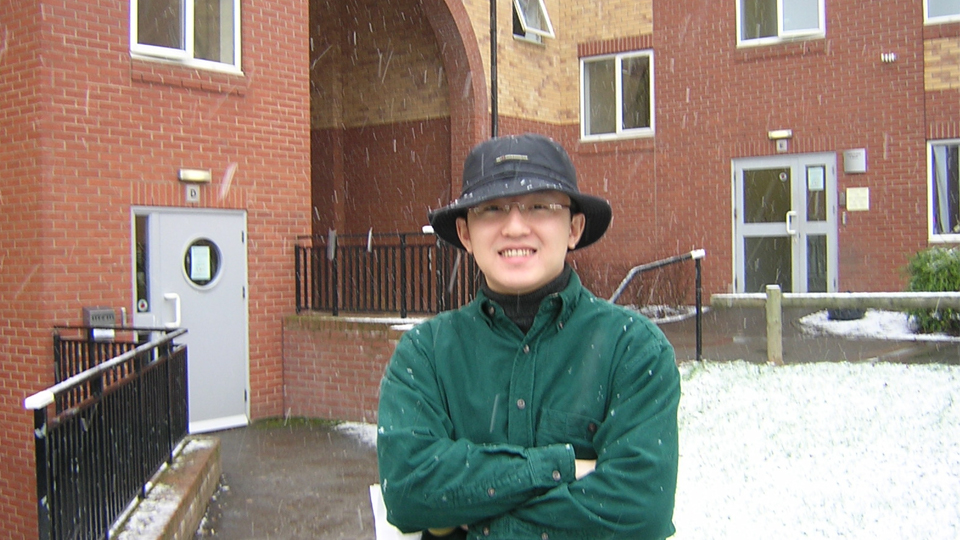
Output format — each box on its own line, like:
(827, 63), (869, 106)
(455, 191), (586, 295)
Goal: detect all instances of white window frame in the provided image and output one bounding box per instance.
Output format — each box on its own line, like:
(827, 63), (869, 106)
(579, 50), (655, 142)
(130, 0), (242, 73)
(928, 139), (960, 242)
(736, 0), (825, 47)
(924, 0), (960, 24)
(513, 0), (555, 40)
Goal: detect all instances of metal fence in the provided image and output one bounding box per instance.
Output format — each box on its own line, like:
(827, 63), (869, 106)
(295, 232), (480, 316)
(608, 249), (707, 361)
(24, 327), (188, 540)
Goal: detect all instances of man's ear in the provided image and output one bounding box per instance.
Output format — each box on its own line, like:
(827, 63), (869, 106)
(568, 213), (586, 250)
(455, 217), (473, 253)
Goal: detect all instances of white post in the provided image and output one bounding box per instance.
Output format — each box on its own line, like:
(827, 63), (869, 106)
(766, 285), (783, 365)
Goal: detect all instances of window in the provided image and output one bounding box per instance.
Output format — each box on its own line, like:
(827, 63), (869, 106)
(737, 0), (824, 46)
(131, 0), (241, 71)
(929, 140), (960, 240)
(925, 0), (960, 24)
(513, 0), (554, 41)
(580, 51), (654, 140)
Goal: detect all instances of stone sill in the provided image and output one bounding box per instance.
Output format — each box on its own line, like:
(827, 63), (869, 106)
(111, 436), (222, 540)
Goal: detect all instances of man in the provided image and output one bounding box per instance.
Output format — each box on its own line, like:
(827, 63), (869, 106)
(377, 134), (680, 539)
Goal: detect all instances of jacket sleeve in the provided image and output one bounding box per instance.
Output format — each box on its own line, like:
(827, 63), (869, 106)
(377, 325), (578, 534)
(480, 325), (681, 540)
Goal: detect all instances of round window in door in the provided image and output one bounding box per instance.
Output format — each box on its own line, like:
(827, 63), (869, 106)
(183, 238), (222, 288)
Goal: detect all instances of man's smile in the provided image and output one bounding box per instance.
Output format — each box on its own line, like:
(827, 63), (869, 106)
(499, 248), (536, 258)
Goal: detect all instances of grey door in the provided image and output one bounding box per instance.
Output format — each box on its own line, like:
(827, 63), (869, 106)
(132, 207), (249, 433)
(733, 154), (837, 293)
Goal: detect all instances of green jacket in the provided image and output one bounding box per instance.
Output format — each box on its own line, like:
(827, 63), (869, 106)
(377, 272), (680, 539)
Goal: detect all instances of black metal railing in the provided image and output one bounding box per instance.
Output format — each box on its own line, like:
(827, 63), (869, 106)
(609, 249), (707, 361)
(25, 327), (188, 540)
(295, 232), (480, 316)
(53, 327), (147, 383)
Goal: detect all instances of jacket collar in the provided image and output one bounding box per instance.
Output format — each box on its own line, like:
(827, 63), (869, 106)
(475, 270), (582, 335)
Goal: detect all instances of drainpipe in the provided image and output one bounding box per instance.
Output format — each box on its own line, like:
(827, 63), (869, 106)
(490, 0), (498, 137)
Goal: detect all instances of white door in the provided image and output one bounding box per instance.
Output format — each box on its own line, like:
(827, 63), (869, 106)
(733, 153), (838, 293)
(132, 207), (249, 433)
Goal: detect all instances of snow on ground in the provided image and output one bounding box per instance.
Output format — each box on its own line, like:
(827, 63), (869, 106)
(673, 360), (959, 539)
(799, 308), (958, 341)
(343, 310), (960, 539)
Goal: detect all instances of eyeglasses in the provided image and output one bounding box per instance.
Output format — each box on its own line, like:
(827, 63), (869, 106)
(469, 202), (571, 222)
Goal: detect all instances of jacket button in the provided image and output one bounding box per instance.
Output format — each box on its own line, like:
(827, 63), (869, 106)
(541, 533), (550, 540)
(552, 470), (561, 481)
(487, 306), (495, 316)
(523, 344), (530, 353)
(516, 398), (526, 410)
(483, 527), (491, 536)
(487, 487), (496, 497)
(558, 321), (564, 329)
(587, 422), (597, 434)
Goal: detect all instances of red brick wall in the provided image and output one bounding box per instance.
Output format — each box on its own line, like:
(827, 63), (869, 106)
(312, 118), (452, 236)
(0, 0), (310, 536)
(311, 129), (343, 236)
(343, 119), (452, 234)
(653, 0), (931, 292)
(283, 316), (403, 423)
(0, 2), (51, 537)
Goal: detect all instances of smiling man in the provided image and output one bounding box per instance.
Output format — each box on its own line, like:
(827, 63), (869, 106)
(376, 134), (680, 540)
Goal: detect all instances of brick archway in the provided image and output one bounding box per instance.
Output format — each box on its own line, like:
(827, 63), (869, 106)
(308, 0), (489, 235)
(420, 0), (489, 200)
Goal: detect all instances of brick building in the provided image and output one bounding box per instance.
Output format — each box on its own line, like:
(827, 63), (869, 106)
(2, 0), (958, 536)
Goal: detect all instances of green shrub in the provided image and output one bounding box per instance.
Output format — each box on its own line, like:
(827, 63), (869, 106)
(905, 247), (960, 335)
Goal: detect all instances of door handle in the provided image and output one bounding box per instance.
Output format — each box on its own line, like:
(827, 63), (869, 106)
(785, 210), (798, 235)
(164, 293), (181, 328)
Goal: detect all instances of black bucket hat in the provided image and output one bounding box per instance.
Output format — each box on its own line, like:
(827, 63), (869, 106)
(428, 134), (612, 251)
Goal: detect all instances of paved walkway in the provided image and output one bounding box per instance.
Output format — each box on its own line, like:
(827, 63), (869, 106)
(194, 419), (379, 539)
(194, 307), (960, 539)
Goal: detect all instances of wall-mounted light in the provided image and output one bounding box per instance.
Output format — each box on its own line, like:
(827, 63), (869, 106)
(880, 52), (898, 63)
(177, 168), (212, 183)
(767, 129), (793, 140)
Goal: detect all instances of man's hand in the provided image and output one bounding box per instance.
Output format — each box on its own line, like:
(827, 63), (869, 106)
(575, 459), (596, 479)
(423, 526), (467, 539)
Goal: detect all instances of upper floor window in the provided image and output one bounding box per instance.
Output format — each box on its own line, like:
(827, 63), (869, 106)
(925, 0), (960, 24)
(513, 0), (554, 42)
(737, 0), (825, 46)
(131, 0), (241, 71)
(929, 140), (960, 241)
(580, 51), (654, 141)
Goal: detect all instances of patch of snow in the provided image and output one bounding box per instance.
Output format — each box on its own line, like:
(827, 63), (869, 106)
(113, 483), (178, 540)
(638, 304), (702, 325)
(800, 309), (960, 342)
(110, 438), (211, 539)
(673, 360), (960, 539)
(337, 421), (378, 447)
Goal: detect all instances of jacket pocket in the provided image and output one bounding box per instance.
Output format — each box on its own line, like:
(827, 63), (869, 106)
(536, 408), (600, 458)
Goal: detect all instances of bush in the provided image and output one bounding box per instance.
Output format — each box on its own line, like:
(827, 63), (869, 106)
(905, 247), (960, 335)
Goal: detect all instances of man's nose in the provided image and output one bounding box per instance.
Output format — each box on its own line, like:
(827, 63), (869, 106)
(501, 205), (530, 234)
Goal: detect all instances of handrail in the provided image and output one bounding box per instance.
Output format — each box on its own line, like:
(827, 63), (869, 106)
(25, 328), (187, 410)
(25, 327), (189, 540)
(608, 249), (707, 362)
(609, 249), (706, 303)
